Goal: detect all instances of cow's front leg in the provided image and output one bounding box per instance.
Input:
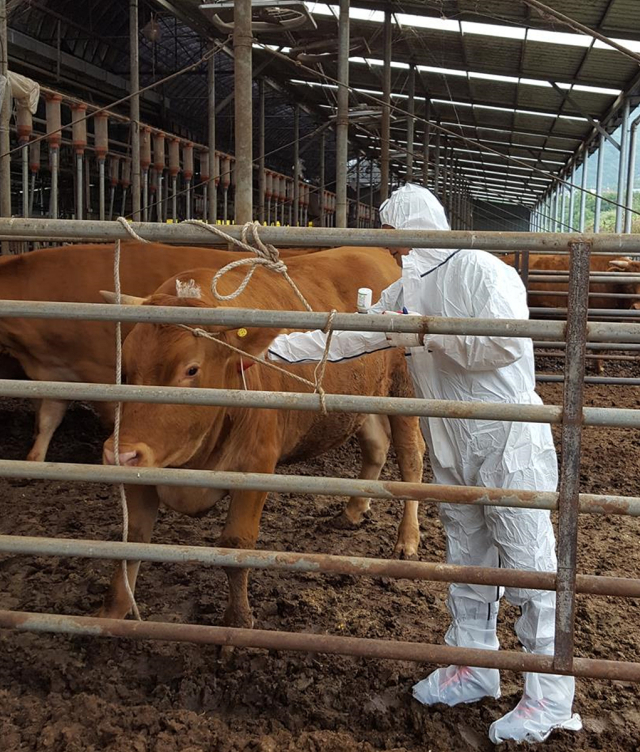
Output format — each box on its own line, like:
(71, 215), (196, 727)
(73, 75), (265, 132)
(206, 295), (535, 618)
(218, 489), (268, 629)
(98, 484), (159, 619)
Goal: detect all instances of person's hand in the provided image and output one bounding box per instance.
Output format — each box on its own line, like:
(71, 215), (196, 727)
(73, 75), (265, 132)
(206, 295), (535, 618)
(383, 309), (424, 348)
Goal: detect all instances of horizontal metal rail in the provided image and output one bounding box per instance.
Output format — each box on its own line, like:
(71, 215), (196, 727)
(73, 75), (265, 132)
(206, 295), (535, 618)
(537, 374), (640, 386)
(529, 291), (640, 300)
(1, 535), (637, 598)
(533, 340), (640, 351)
(528, 273), (640, 283)
(2, 378), (640, 428)
(530, 307), (640, 318)
(2, 300), (640, 343)
(1, 609), (638, 682)
(3, 218), (640, 252)
(0, 459), (638, 516)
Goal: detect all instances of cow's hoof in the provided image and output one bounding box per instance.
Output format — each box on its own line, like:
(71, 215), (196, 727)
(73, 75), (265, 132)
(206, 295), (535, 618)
(392, 542), (419, 561)
(327, 509), (371, 530)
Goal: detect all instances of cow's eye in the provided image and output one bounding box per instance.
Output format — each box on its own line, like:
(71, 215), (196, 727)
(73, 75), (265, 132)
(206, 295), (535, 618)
(186, 366), (199, 377)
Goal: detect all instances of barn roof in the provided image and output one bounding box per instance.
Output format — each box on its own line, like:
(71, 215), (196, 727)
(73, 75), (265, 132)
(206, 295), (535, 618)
(6, 0), (640, 205)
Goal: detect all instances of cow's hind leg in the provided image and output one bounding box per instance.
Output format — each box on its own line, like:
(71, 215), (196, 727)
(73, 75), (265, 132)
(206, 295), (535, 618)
(98, 484), (159, 619)
(26, 398), (69, 462)
(219, 489), (269, 629)
(389, 415), (425, 560)
(333, 413), (391, 528)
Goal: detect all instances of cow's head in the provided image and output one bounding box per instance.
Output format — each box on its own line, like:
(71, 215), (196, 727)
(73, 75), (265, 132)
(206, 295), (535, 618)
(608, 258), (640, 310)
(101, 276), (282, 469)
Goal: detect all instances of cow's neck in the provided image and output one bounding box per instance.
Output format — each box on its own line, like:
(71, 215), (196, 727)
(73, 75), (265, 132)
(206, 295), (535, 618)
(198, 404), (282, 474)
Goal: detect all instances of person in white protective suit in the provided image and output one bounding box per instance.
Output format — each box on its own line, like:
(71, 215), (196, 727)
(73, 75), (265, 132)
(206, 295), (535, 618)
(267, 184), (582, 745)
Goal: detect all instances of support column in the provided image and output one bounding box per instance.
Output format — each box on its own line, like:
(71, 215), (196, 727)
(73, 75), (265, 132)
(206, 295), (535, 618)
(0, 0), (11, 228)
(567, 166), (575, 232)
(355, 154), (361, 227)
(625, 116), (640, 234)
(233, 0), (253, 223)
(258, 79), (265, 224)
(208, 45), (217, 223)
(335, 0), (350, 228)
(593, 133), (604, 233)
(423, 98), (431, 187)
(615, 98), (630, 234)
(293, 106), (300, 226)
(406, 64), (415, 182)
(579, 152), (588, 233)
(130, 0), (141, 220)
(319, 131), (325, 227)
(380, 10), (392, 202)
(434, 128), (441, 197)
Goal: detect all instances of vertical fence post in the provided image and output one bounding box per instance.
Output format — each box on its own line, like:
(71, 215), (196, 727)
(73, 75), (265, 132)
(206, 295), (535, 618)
(554, 240), (591, 672)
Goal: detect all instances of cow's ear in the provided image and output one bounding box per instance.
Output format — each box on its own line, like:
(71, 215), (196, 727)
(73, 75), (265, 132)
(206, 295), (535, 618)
(99, 290), (146, 305)
(608, 259), (631, 271)
(227, 326), (284, 357)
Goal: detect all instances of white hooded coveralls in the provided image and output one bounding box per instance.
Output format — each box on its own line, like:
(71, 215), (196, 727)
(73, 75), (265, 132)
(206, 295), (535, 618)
(268, 184), (581, 744)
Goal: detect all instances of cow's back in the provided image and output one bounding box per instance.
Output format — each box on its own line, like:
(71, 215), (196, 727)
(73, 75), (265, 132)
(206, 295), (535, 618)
(0, 242), (248, 383)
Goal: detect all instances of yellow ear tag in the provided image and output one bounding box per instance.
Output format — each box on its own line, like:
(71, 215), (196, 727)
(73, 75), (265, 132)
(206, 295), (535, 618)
(237, 327), (248, 338)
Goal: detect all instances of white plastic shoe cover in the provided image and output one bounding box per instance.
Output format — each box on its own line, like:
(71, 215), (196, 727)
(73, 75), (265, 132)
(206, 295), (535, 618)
(413, 664), (501, 707)
(413, 603), (501, 707)
(489, 673), (582, 744)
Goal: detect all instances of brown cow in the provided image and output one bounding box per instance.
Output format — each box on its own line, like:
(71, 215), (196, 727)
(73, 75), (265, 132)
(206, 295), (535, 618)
(99, 247), (425, 628)
(0, 242), (317, 462)
(522, 254), (629, 310)
(608, 258), (640, 309)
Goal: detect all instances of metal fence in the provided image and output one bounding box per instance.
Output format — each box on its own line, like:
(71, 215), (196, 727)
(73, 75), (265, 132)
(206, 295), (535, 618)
(1, 220), (640, 683)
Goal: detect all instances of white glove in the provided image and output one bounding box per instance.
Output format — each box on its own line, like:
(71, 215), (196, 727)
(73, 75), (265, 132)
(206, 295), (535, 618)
(383, 310), (424, 348)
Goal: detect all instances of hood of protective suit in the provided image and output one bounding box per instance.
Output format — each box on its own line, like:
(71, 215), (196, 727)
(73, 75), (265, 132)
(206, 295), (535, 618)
(379, 183), (450, 231)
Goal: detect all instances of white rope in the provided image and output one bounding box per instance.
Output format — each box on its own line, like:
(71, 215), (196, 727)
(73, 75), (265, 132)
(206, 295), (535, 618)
(113, 217), (147, 620)
(182, 219), (314, 312)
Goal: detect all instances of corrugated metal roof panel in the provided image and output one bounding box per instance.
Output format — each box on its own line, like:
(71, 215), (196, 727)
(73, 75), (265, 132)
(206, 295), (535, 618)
(461, 35), (523, 75)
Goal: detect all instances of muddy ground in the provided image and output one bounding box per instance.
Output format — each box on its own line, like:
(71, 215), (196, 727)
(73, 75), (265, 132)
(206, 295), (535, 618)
(1, 367), (640, 751)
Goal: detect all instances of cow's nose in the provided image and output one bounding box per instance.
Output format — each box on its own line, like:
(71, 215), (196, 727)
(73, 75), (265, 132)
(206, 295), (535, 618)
(632, 301), (640, 311)
(103, 442), (154, 467)
(103, 447), (139, 466)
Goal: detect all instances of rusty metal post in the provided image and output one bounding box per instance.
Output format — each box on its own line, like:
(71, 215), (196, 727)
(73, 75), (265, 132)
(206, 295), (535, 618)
(406, 64), (415, 182)
(233, 0), (253, 223)
(380, 9), (392, 202)
(207, 44), (217, 223)
(335, 0), (349, 227)
(258, 78), (265, 224)
(554, 240), (591, 672)
(129, 0), (141, 220)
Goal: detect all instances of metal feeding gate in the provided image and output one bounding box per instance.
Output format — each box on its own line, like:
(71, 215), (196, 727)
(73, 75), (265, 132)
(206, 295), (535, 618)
(1, 219), (640, 684)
